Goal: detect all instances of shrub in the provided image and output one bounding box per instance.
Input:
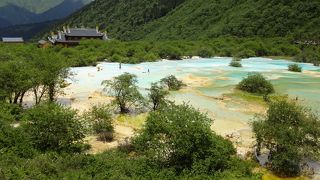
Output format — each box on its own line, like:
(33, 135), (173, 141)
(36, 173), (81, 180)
(85, 105), (114, 142)
(0, 119), (36, 158)
(160, 75), (184, 91)
(236, 49), (255, 58)
(288, 64), (302, 72)
(142, 53), (159, 61)
(133, 103), (235, 172)
(197, 48), (213, 58)
(253, 100), (320, 177)
(229, 60), (242, 67)
(22, 102), (89, 153)
(157, 45), (182, 60)
(109, 54), (125, 62)
(237, 73), (274, 95)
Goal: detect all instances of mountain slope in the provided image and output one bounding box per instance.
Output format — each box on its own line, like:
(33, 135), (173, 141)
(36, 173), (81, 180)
(0, 4), (37, 26)
(65, 0), (186, 39)
(39, 0), (86, 22)
(0, 21), (58, 40)
(62, 0), (320, 41)
(0, 17), (11, 29)
(0, 0), (92, 26)
(0, 0), (91, 14)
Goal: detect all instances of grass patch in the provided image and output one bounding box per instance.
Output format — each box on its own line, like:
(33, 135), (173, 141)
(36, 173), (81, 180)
(226, 90), (267, 105)
(115, 113), (148, 129)
(262, 172), (307, 180)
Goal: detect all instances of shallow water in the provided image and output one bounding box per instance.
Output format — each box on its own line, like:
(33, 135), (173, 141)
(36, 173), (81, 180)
(66, 57), (320, 135)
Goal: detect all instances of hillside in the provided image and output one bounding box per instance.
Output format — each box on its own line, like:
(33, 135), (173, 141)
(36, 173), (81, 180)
(0, 0), (91, 14)
(0, 21), (58, 40)
(63, 0), (320, 41)
(0, 0), (92, 27)
(0, 4), (37, 27)
(0, 17), (11, 29)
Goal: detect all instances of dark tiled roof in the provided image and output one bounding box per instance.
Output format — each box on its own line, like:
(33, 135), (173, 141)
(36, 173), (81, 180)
(2, 37), (24, 42)
(65, 28), (104, 37)
(54, 35), (79, 43)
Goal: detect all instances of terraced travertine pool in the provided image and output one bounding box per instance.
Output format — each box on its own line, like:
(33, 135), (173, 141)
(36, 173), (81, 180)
(64, 57), (320, 149)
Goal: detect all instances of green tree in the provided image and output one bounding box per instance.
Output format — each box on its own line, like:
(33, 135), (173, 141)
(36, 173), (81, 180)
(31, 50), (70, 103)
(237, 73), (274, 95)
(22, 102), (89, 153)
(85, 105), (114, 142)
(133, 103), (235, 172)
(288, 64), (302, 72)
(160, 75), (184, 91)
(102, 73), (144, 113)
(148, 83), (169, 111)
(252, 100), (320, 177)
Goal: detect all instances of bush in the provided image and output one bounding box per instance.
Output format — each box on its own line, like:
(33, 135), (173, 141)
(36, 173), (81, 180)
(229, 61), (242, 67)
(142, 53), (159, 61)
(197, 48), (213, 58)
(160, 75), (184, 91)
(133, 103), (235, 172)
(0, 119), (36, 158)
(252, 100), (320, 177)
(22, 102), (89, 153)
(288, 64), (302, 72)
(85, 105), (114, 142)
(109, 54), (125, 62)
(237, 73), (274, 95)
(157, 45), (182, 60)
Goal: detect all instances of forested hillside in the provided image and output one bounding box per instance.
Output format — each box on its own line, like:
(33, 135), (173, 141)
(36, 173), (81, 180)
(64, 0), (320, 41)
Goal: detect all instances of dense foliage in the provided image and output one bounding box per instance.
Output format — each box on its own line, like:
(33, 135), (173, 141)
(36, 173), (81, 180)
(237, 73), (275, 95)
(229, 60), (242, 68)
(160, 75), (184, 91)
(253, 100), (320, 177)
(133, 103), (236, 173)
(0, 101), (261, 179)
(42, 38), (319, 66)
(288, 64), (302, 72)
(148, 83), (169, 111)
(23, 102), (89, 153)
(84, 105), (114, 141)
(62, 0), (320, 42)
(0, 44), (69, 104)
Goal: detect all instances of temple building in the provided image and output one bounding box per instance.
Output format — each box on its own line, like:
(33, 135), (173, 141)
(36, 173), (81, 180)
(48, 26), (108, 46)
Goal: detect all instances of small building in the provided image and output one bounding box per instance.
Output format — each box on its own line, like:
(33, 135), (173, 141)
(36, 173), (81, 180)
(38, 40), (50, 48)
(48, 26), (108, 46)
(1, 37), (24, 43)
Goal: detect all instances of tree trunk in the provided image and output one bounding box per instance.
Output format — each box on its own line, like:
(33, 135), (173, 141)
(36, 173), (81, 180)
(48, 83), (55, 102)
(19, 91), (26, 105)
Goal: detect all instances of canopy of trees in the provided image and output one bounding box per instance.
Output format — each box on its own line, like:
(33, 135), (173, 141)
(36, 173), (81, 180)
(253, 100), (320, 177)
(0, 44), (69, 105)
